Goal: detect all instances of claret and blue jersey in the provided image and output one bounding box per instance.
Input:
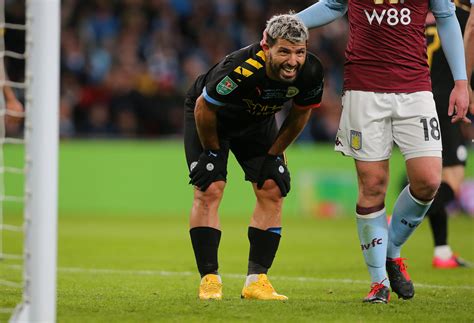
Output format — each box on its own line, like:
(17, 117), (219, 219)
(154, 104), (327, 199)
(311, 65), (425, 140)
(297, 0), (467, 93)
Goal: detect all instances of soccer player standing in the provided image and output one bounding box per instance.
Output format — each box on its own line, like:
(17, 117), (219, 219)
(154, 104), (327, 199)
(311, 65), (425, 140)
(185, 14), (324, 300)
(297, 0), (469, 303)
(424, 0), (473, 269)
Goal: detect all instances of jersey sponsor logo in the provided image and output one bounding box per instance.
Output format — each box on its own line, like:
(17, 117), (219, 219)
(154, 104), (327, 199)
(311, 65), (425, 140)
(216, 76), (238, 95)
(286, 87), (299, 98)
(350, 130), (362, 150)
(260, 89), (290, 100)
(365, 8), (412, 26)
(242, 99), (283, 116)
(366, 0), (411, 26)
(360, 238), (383, 250)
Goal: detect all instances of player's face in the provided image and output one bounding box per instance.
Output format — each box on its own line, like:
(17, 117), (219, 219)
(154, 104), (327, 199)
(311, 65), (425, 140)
(265, 39), (306, 83)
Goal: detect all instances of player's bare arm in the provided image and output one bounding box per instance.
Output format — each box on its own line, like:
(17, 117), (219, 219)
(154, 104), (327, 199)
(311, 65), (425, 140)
(268, 106), (312, 156)
(194, 95), (220, 150)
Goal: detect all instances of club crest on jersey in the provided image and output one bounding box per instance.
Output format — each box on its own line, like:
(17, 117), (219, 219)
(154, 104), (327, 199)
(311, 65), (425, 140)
(286, 87), (299, 98)
(350, 130), (362, 150)
(216, 76), (238, 95)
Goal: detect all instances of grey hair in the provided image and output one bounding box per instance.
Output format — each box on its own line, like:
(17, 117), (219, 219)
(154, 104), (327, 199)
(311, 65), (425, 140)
(264, 13), (309, 46)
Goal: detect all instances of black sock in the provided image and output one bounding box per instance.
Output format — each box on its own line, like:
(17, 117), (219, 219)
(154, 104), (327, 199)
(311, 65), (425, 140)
(190, 227), (221, 277)
(247, 227), (281, 275)
(426, 182), (454, 247)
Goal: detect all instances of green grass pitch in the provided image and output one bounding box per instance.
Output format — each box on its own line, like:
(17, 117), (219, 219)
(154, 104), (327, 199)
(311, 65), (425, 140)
(1, 213), (473, 322)
(1, 141), (473, 321)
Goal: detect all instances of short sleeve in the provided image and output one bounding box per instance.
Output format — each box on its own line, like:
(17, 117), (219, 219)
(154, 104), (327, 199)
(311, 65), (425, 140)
(293, 55), (325, 109)
(202, 56), (243, 106)
(430, 0), (455, 18)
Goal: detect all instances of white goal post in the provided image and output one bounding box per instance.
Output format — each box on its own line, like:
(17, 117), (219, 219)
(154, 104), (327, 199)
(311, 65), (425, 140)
(8, 0), (60, 322)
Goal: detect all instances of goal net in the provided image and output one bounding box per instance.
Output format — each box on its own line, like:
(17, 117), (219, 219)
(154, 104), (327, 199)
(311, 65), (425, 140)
(0, 0), (59, 322)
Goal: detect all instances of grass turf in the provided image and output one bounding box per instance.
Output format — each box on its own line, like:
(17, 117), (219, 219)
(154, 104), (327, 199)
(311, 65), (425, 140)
(1, 213), (473, 322)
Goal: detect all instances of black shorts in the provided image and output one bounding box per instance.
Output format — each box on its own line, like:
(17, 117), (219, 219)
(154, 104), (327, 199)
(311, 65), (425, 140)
(184, 97), (283, 183)
(434, 92), (468, 167)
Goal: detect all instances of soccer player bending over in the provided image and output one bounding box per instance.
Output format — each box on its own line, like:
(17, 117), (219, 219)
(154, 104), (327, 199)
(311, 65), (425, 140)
(297, 0), (470, 303)
(184, 14), (324, 300)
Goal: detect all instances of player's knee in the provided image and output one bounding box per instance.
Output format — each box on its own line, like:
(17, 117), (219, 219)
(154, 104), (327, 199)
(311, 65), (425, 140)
(256, 180), (283, 204)
(411, 177), (440, 201)
(359, 176), (387, 200)
(194, 181), (225, 205)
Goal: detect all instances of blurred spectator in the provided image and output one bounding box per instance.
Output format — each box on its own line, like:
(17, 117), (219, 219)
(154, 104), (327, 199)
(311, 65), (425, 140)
(3, 0), (382, 142)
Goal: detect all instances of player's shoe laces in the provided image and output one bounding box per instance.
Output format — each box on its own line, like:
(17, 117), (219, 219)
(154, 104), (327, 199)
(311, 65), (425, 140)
(432, 254), (472, 269)
(363, 280), (390, 304)
(241, 274), (288, 300)
(199, 274), (222, 300)
(386, 257), (414, 299)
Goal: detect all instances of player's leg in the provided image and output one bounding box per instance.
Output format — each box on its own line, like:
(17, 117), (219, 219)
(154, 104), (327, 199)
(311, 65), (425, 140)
(239, 181), (287, 300)
(431, 166), (463, 256)
(189, 182), (225, 300)
(232, 118), (287, 300)
(355, 160), (391, 303)
(426, 107), (470, 268)
(248, 180), (283, 276)
(429, 165), (471, 267)
(388, 157), (441, 258)
(184, 102), (228, 299)
(388, 91), (442, 299)
(335, 91), (393, 303)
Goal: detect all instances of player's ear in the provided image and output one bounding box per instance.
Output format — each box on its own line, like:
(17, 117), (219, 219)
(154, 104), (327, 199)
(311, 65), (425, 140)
(260, 31), (269, 50)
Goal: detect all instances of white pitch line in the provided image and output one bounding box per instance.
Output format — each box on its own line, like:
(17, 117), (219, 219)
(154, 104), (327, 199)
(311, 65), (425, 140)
(56, 266), (474, 290)
(5, 265), (474, 290)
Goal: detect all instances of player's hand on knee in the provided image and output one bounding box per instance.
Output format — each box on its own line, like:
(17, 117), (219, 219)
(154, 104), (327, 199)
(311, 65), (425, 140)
(257, 154), (290, 197)
(189, 149), (226, 192)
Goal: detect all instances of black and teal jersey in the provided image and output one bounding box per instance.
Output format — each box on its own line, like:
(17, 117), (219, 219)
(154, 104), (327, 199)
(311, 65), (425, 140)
(186, 42), (324, 123)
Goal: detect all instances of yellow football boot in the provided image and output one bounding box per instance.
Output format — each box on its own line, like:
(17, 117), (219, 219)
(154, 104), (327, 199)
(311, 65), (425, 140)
(199, 274), (222, 300)
(241, 274), (288, 300)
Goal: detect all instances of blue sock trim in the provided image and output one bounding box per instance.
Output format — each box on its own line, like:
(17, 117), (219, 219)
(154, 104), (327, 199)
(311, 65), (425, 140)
(266, 227), (282, 235)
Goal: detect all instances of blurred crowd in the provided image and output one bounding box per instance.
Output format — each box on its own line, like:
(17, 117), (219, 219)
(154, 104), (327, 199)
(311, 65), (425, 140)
(5, 0), (348, 140)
